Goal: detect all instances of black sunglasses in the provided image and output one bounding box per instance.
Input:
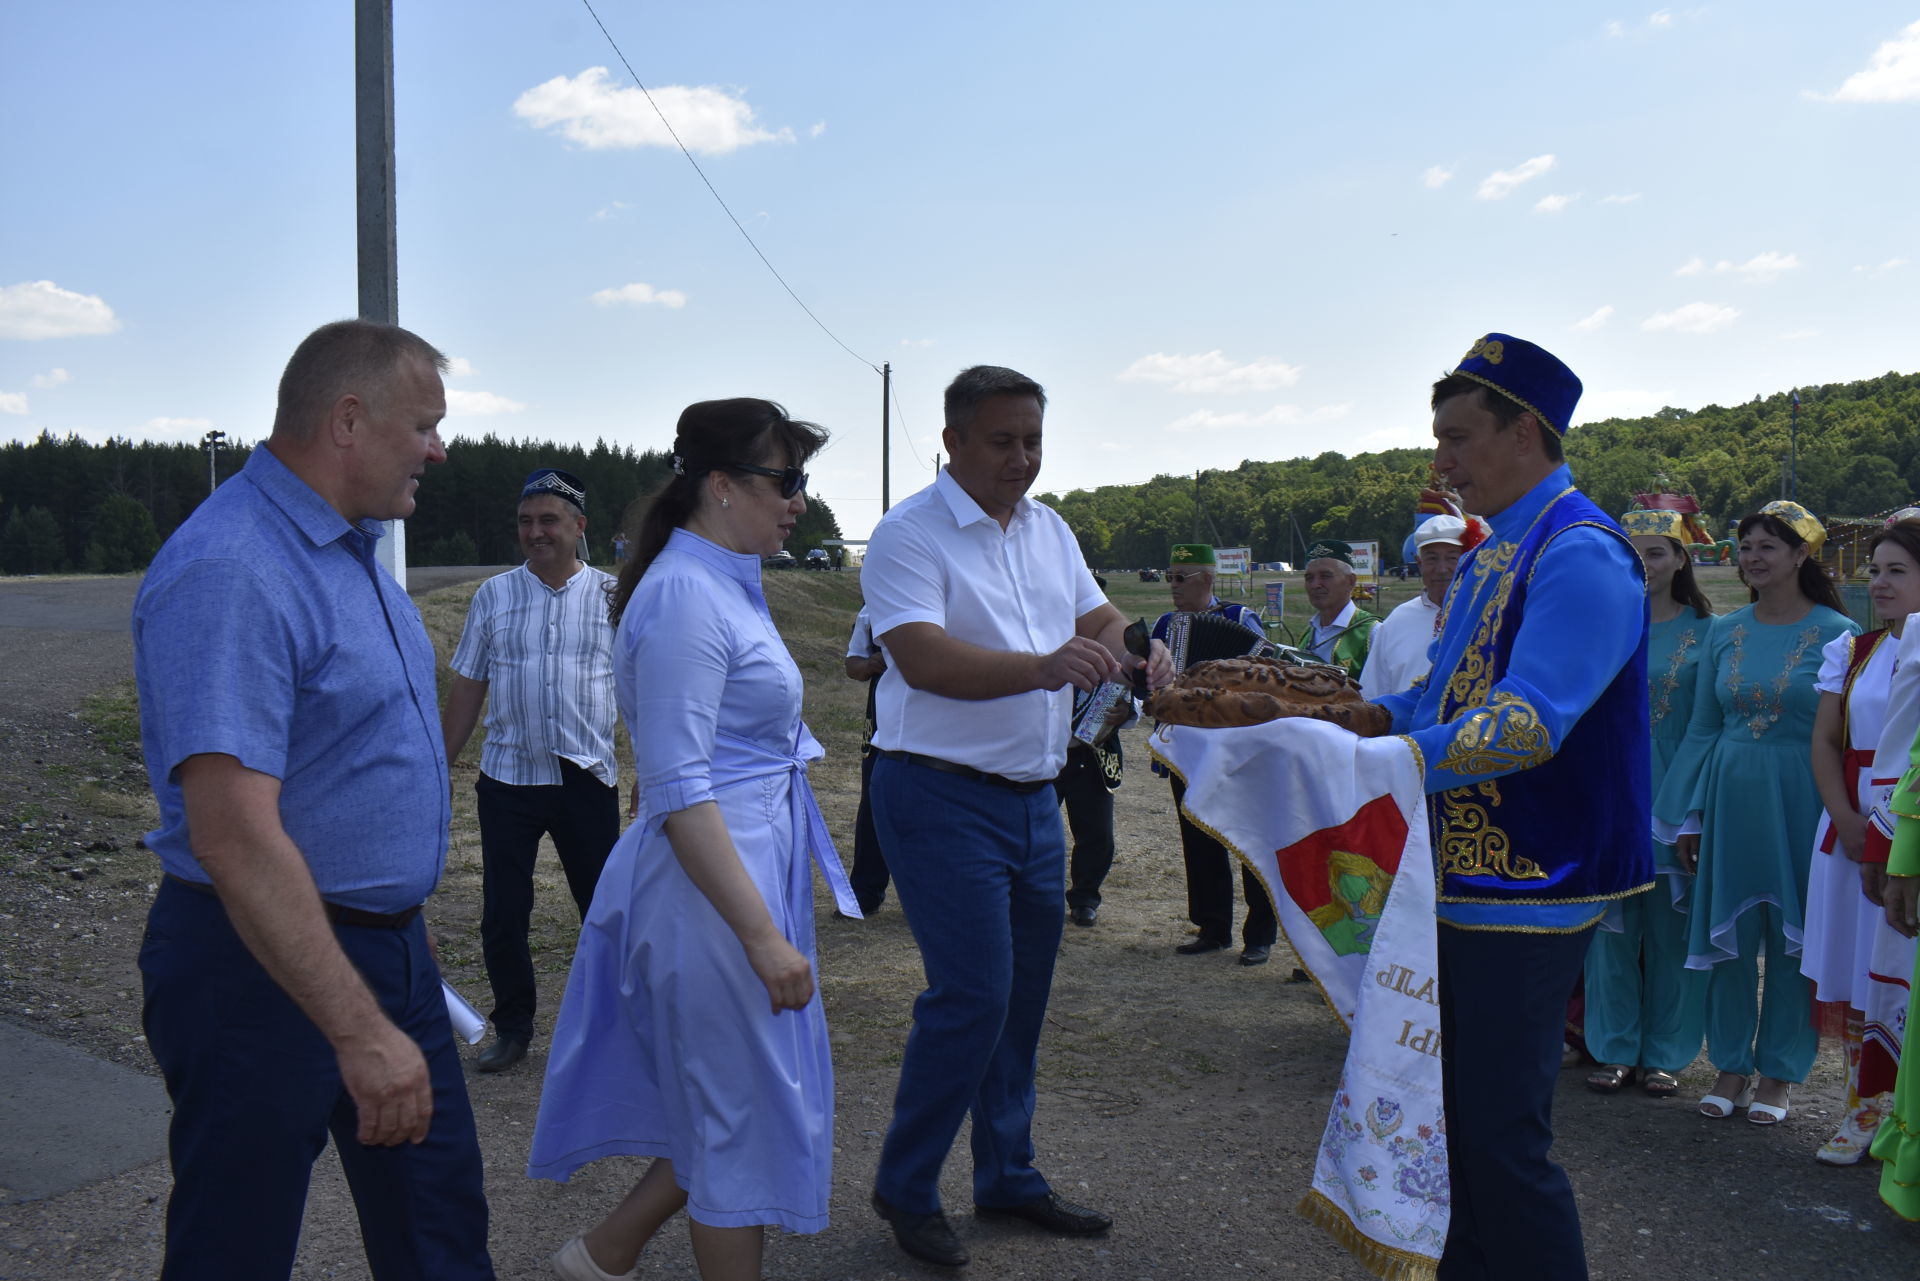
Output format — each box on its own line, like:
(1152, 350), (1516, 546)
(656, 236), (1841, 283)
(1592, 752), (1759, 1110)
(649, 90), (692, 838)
(735, 462), (809, 499)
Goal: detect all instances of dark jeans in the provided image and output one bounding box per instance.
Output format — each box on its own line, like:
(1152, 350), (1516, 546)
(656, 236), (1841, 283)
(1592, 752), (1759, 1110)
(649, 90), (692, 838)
(1054, 743), (1116, 910)
(1437, 922), (1596, 1281)
(139, 879), (492, 1280)
(848, 748), (891, 912)
(1169, 775), (1276, 947)
(475, 762), (618, 1039)
(871, 755), (1064, 1213)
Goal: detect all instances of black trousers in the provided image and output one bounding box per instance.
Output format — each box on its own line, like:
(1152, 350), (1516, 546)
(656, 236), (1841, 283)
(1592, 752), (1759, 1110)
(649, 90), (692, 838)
(1437, 922), (1596, 1281)
(475, 762), (618, 1039)
(848, 748), (892, 912)
(1168, 774), (1275, 947)
(1054, 743), (1116, 910)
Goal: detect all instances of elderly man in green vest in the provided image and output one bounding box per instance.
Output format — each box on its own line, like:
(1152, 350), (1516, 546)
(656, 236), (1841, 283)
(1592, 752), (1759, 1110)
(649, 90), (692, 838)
(1301, 540), (1380, 679)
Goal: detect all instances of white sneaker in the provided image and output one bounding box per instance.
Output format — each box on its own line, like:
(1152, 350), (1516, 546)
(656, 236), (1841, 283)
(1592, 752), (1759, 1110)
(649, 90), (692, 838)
(552, 1234), (640, 1281)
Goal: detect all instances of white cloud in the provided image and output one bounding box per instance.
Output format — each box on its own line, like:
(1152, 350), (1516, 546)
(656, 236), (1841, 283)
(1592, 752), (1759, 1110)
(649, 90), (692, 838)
(1808, 20), (1920, 103)
(1642, 302), (1740, 334)
(139, 416), (214, 440)
(445, 356), (476, 377)
(1577, 389), (1675, 421)
(809, 121), (827, 139)
(1165, 403), (1347, 433)
(1573, 305), (1615, 331)
(30, 367), (70, 389)
(1534, 192), (1580, 213)
(1604, 20), (1625, 38)
(1718, 250), (1799, 281)
(1119, 351), (1303, 394)
(1674, 256), (1705, 276)
(1647, 9), (1673, 28)
(1600, 192), (1642, 204)
(0, 392), (27, 415)
(591, 282), (688, 309)
(0, 280), (121, 341)
(514, 68), (794, 154)
(1608, 11), (1677, 39)
(1423, 165), (1453, 189)
(446, 389), (526, 416)
(1855, 256), (1911, 273)
(590, 201), (631, 221)
(1477, 154), (1555, 200)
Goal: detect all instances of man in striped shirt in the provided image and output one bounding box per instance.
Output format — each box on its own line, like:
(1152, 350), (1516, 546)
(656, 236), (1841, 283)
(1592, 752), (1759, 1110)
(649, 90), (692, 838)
(442, 468), (620, 1073)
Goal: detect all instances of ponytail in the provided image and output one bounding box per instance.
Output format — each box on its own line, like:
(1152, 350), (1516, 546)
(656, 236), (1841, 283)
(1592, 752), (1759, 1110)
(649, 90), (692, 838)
(608, 474), (701, 625)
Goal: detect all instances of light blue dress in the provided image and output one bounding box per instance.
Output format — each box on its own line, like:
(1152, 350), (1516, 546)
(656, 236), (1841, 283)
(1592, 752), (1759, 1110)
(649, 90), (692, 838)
(1654, 602), (1859, 1081)
(527, 529), (859, 1233)
(1585, 612), (1711, 1073)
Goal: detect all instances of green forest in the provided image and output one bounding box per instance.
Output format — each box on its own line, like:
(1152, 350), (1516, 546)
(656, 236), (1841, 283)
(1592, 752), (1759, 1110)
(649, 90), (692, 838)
(1040, 370), (1920, 569)
(2, 369), (1915, 576)
(0, 432), (843, 575)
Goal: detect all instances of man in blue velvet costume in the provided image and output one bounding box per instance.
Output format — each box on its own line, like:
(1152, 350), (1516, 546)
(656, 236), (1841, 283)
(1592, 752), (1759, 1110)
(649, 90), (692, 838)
(1371, 334), (1653, 1280)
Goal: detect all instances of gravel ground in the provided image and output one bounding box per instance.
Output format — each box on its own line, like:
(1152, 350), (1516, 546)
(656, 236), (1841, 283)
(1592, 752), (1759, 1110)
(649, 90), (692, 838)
(1, 569), (1917, 1279)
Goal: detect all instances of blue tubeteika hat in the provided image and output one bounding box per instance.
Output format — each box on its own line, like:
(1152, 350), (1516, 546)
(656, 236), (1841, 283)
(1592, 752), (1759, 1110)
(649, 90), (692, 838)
(521, 468), (586, 512)
(1449, 333), (1582, 438)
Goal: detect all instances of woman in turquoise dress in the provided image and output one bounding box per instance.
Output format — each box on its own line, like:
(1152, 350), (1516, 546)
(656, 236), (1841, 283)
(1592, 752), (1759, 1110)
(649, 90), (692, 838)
(1585, 510), (1714, 1097)
(1656, 501), (1859, 1124)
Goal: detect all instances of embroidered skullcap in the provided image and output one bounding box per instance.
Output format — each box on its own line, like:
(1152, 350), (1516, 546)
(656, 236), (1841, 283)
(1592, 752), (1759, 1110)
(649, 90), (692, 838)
(1169, 543), (1216, 567)
(1304, 539), (1356, 569)
(521, 468), (586, 512)
(1758, 499), (1825, 555)
(1621, 509), (1688, 542)
(1448, 333), (1583, 438)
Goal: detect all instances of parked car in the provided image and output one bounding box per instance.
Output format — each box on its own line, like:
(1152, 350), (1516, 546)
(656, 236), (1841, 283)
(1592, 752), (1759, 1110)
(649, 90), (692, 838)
(1138, 568), (1162, 582)
(766, 550), (797, 568)
(804, 548), (831, 570)
(1385, 563), (1415, 579)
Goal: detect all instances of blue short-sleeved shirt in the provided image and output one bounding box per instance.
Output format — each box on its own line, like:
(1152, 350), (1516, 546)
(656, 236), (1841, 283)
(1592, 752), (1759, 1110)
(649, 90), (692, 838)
(133, 446), (451, 912)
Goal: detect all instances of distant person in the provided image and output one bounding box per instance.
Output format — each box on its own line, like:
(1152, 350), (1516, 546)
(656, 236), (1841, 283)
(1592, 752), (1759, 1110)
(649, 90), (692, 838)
(1056, 686), (1126, 927)
(1358, 517), (1465, 696)
(1150, 543), (1276, 963)
(1301, 540), (1379, 679)
(132, 319), (491, 1277)
(528, 399), (857, 1281)
(861, 365), (1171, 1268)
(440, 468), (620, 1074)
(844, 603), (891, 914)
(613, 531), (629, 564)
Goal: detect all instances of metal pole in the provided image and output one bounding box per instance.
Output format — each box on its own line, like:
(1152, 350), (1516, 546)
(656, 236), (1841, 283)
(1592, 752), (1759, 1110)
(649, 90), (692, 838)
(1789, 394), (1799, 502)
(881, 362), (892, 514)
(356, 0), (405, 585)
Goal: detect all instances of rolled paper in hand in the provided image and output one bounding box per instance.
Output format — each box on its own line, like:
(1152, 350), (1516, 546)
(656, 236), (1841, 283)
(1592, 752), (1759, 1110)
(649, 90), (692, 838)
(442, 980), (487, 1045)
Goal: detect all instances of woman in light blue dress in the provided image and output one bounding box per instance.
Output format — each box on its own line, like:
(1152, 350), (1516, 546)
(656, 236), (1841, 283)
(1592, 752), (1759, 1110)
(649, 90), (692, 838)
(1656, 501), (1859, 1125)
(1584, 511), (1713, 1097)
(528, 400), (858, 1281)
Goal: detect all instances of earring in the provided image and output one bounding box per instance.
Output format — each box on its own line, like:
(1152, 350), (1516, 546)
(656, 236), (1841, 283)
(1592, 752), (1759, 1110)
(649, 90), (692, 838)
(721, 498), (730, 509)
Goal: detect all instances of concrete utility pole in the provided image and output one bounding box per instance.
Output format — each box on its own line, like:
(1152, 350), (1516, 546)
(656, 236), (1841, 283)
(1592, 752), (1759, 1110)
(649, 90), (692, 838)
(880, 362), (892, 514)
(356, 0), (406, 585)
(202, 430), (226, 494)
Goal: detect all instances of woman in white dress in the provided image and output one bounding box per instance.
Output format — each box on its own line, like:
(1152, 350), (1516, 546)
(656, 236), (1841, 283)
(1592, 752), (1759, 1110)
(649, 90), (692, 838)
(1801, 521), (1920, 1164)
(528, 399), (859, 1281)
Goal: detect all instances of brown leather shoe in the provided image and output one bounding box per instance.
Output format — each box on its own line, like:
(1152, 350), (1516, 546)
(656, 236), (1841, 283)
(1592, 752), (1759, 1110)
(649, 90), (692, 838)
(975, 1191), (1112, 1236)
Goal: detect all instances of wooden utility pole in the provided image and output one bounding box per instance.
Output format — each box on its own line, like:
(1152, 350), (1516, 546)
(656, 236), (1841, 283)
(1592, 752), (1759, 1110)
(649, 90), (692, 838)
(880, 362), (892, 514)
(356, 0), (405, 584)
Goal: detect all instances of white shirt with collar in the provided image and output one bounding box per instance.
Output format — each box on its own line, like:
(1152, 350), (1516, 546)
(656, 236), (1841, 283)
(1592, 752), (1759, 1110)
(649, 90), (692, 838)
(1306, 598), (1359, 664)
(449, 561), (619, 787)
(1357, 593), (1441, 697)
(862, 468), (1106, 783)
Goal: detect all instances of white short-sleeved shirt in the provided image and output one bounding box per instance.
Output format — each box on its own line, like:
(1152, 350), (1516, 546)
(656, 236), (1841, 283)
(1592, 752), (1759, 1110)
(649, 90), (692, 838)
(449, 562), (619, 787)
(846, 606), (878, 659)
(863, 469), (1106, 782)
(1358, 593), (1441, 697)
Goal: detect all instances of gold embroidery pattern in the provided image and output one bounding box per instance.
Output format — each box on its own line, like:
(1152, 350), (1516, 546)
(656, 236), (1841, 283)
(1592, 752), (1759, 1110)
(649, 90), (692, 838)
(1436, 692), (1553, 776)
(1437, 489), (1574, 718)
(1464, 336), (1506, 365)
(1725, 622), (1822, 739)
(1650, 626), (1698, 728)
(1438, 779), (1547, 880)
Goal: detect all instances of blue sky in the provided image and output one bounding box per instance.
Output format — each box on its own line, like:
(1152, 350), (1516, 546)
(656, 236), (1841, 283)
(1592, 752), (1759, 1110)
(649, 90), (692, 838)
(4, 2), (1917, 539)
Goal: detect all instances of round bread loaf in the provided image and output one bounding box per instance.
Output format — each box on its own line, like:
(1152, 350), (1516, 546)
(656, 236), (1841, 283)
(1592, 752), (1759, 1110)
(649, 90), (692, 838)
(1148, 659), (1391, 737)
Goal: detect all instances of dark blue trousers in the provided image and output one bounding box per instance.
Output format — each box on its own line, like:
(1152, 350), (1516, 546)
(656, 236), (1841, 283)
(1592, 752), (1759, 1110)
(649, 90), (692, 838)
(139, 880), (492, 1280)
(847, 748), (892, 913)
(871, 756), (1064, 1213)
(1437, 922), (1595, 1281)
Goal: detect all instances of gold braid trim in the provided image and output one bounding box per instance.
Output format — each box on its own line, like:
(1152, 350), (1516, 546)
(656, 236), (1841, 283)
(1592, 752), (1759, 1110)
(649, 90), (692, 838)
(1435, 691), (1553, 777)
(1294, 1189), (1439, 1281)
(1447, 368), (1562, 436)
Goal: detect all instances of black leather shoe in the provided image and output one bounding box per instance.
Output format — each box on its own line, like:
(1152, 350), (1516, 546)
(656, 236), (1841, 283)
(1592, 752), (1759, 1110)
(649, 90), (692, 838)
(872, 1190), (969, 1267)
(1069, 904), (1098, 928)
(975, 1191), (1112, 1236)
(476, 1034), (528, 1073)
(1174, 936), (1230, 955)
(1239, 945), (1272, 967)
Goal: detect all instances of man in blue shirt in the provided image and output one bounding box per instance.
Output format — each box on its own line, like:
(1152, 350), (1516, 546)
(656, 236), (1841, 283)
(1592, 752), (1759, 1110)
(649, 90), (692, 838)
(133, 320), (492, 1279)
(1372, 334), (1651, 1281)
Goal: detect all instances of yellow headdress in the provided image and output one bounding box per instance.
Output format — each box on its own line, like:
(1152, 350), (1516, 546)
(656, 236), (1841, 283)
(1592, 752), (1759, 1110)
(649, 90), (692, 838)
(1621, 509), (1687, 542)
(1757, 500), (1826, 555)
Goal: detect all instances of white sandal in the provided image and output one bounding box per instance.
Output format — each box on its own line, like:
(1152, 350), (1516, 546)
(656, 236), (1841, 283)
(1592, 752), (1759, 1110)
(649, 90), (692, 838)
(1748, 1078), (1792, 1126)
(552, 1234), (640, 1281)
(1698, 1074), (1751, 1119)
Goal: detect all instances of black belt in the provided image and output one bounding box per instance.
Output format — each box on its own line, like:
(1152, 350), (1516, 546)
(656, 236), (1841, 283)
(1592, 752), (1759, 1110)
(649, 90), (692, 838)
(873, 750), (1055, 795)
(164, 873), (422, 930)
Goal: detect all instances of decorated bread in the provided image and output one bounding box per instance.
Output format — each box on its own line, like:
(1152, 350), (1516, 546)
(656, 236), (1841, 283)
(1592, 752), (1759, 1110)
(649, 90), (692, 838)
(1147, 659), (1392, 737)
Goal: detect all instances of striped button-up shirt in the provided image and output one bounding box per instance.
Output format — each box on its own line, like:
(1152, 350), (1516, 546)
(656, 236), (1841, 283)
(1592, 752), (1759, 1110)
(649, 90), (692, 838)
(450, 562), (619, 787)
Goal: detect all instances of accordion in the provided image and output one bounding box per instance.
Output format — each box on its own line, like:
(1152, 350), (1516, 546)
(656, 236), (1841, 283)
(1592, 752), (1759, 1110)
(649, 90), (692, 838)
(1158, 609), (1316, 673)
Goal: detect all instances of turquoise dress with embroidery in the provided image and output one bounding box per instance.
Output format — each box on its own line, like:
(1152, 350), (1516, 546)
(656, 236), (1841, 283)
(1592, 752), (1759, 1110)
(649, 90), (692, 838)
(1656, 604), (1859, 965)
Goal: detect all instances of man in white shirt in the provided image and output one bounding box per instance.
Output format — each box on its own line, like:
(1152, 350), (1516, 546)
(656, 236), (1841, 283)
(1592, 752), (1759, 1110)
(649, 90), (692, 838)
(441, 468), (620, 1073)
(862, 366), (1171, 1269)
(1302, 539), (1381, 680)
(1358, 515), (1467, 697)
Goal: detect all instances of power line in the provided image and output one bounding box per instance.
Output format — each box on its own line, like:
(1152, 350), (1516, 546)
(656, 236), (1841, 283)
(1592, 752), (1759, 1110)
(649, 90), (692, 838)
(576, 0), (878, 373)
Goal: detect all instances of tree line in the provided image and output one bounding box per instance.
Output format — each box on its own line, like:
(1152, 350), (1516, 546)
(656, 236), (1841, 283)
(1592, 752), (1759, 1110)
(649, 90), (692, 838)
(0, 432), (844, 574)
(1039, 371), (1920, 569)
